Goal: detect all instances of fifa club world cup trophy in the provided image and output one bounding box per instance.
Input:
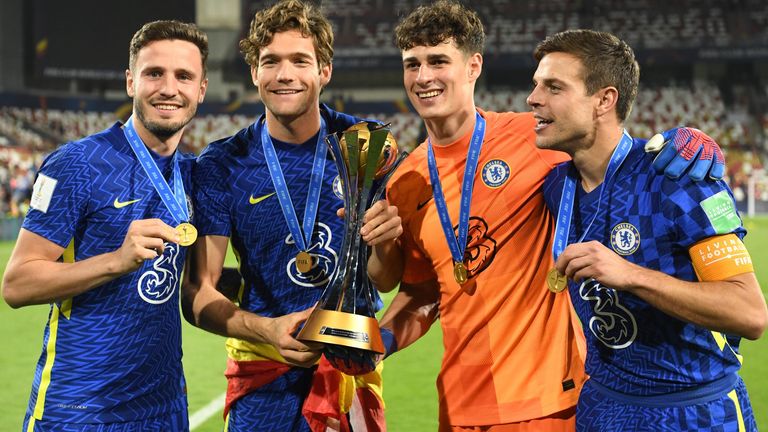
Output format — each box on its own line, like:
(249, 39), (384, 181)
(297, 122), (403, 375)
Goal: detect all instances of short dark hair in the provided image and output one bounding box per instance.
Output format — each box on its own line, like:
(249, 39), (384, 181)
(239, 0), (334, 69)
(394, 0), (485, 56)
(129, 20), (209, 76)
(534, 29), (639, 122)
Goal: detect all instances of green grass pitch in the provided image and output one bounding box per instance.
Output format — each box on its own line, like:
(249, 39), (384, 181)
(0, 217), (766, 431)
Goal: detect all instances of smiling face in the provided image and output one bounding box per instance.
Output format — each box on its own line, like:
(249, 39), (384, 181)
(126, 39), (207, 142)
(401, 39), (481, 125)
(252, 30), (331, 122)
(526, 51), (599, 154)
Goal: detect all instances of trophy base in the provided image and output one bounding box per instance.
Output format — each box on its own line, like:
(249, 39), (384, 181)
(297, 309), (384, 354)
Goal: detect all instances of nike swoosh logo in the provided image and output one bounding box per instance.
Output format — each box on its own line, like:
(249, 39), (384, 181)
(113, 198), (141, 209)
(417, 196), (432, 210)
(249, 192), (275, 205)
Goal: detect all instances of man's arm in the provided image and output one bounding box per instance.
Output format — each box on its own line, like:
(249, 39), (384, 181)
(181, 235), (322, 367)
(2, 220), (179, 308)
(556, 240), (767, 340)
(379, 278), (441, 353)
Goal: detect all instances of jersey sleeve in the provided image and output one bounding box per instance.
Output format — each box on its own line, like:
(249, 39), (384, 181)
(23, 143), (91, 248)
(662, 177), (746, 248)
(194, 145), (233, 237)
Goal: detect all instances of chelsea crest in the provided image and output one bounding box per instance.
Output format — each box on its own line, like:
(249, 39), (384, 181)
(611, 222), (640, 255)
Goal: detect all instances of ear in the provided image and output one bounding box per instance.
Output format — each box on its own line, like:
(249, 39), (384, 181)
(319, 62), (332, 88)
(125, 69), (135, 98)
(198, 77), (209, 104)
(595, 86), (619, 118)
(250, 66), (259, 88)
(467, 52), (483, 83)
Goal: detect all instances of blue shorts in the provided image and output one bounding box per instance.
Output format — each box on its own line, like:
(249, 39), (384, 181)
(226, 368), (313, 432)
(576, 374), (756, 431)
(22, 409), (188, 432)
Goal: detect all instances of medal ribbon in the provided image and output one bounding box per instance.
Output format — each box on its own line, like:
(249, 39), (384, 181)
(260, 117), (328, 253)
(427, 112), (486, 266)
(123, 116), (189, 224)
(552, 131), (633, 261)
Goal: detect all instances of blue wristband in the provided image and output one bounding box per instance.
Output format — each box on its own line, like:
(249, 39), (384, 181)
(380, 327), (398, 358)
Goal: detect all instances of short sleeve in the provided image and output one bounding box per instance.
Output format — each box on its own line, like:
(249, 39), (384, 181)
(662, 177), (746, 248)
(23, 143), (91, 248)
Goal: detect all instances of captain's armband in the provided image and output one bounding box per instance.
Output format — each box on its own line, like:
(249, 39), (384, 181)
(688, 234), (754, 281)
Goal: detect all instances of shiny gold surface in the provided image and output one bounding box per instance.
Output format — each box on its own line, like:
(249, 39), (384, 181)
(453, 261), (468, 284)
(297, 309), (385, 353)
(546, 268), (568, 293)
(338, 122), (399, 180)
(176, 222), (197, 247)
(295, 251), (312, 273)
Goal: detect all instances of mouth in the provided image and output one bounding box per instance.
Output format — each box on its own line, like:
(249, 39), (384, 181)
(152, 103), (182, 112)
(533, 114), (553, 131)
(416, 89), (443, 100)
(271, 89), (302, 95)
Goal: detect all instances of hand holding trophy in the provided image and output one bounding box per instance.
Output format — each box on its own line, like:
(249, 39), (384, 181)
(297, 122), (403, 375)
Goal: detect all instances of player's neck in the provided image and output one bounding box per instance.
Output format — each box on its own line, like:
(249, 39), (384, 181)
(424, 106), (477, 147)
(265, 109), (322, 144)
(572, 126), (624, 193)
(131, 117), (181, 157)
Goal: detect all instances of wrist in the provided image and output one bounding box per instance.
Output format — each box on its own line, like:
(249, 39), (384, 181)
(380, 327), (398, 358)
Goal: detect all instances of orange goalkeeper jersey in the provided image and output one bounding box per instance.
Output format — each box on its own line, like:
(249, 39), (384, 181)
(387, 109), (586, 427)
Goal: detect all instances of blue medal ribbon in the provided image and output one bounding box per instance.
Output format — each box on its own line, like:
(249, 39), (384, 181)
(260, 117), (328, 253)
(552, 131), (633, 261)
(123, 116), (189, 224)
(427, 112), (486, 267)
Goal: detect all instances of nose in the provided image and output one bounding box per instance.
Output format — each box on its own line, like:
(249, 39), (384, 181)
(159, 74), (179, 97)
(526, 86), (541, 108)
(276, 61), (294, 83)
(416, 64), (434, 85)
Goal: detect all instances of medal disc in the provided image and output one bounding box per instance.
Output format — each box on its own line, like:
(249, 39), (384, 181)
(296, 251), (312, 273)
(453, 261), (468, 284)
(546, 268), (568, 293)
(176, 222), (197, 247)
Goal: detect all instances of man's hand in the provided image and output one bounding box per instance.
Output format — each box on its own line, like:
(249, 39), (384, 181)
(645, 127), (725, 181)
(264, 307), (323, 368)
(337, 200), (402, 246)
(113, 219), (180, 274)
(555, 241), (640, 290)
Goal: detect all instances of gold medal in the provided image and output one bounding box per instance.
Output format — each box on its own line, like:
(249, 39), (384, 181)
(453, 261), (468, 285)
(546, 268), (568, 293)
(176, 222), (197, 247)
(296, 251), (312, 274)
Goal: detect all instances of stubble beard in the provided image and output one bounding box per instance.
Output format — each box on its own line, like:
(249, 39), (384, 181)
(135, 100), (196, 140)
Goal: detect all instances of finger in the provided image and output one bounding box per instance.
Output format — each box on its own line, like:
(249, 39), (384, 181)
(663, 147), (701, 181)
(364, 222), (402, 246)
(687, 155), (710, 182)
(360, 211), (393, 237)
(362, 201), (387, 224)
(337, 207), (345, 218)
(651, 139), (680, 175)
(709, 159), (725, 180)
(131, 221), (180, 244)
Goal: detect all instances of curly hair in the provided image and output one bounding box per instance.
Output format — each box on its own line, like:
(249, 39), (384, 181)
(534, 29), (640, 122)
(239, 0), (333, 69)
(394, 0), (485, 55)
(129, 20), (208, 76)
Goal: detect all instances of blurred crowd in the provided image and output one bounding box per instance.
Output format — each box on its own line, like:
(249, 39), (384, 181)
(1, 82), (767, 218)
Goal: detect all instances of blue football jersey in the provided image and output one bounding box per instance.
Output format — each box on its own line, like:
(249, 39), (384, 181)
(22, 122), (192, 423)
(543, 136), (746, 396)
(194, 105), (381, 317)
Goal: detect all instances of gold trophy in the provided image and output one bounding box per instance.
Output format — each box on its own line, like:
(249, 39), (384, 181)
(297, 122), (402, 375)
